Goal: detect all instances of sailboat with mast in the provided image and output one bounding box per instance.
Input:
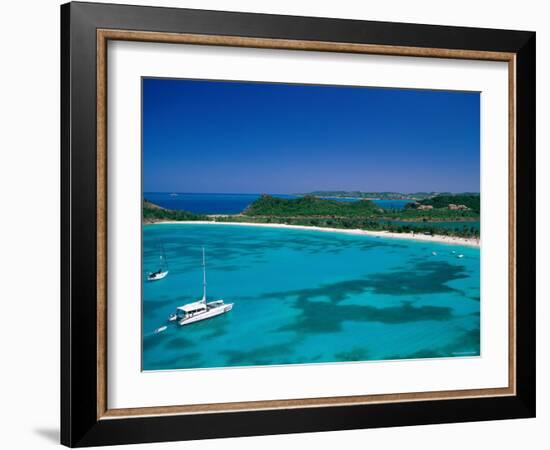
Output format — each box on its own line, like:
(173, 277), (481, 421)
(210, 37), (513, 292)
(147, 243), (169, 281)
(168, 247), (233, 326)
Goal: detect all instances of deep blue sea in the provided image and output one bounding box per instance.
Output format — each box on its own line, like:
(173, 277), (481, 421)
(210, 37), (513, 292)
(142, 223), (480, 371)
(144, 192), (296, 215)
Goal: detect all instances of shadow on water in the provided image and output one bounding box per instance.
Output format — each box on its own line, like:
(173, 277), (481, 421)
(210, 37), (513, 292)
(143, 333), (165, 352)
(257, 259), (467, 334)
(335, 347), (370, 361)
(143, 298), (174, 316)
(263, 260), (468, 303)
(278, 300), (454, 333)
(144, 225), (406, 266)
(146, 352), (203, 370)
(386, 327), (480, 359)
(165, 336), (193, 347)
(223, 342), (327, 367)
(225, 342), (296, 366)
(365, 261), (468, 296)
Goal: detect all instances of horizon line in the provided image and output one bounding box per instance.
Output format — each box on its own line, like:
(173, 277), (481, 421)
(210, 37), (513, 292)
(143, 190), (481, 195)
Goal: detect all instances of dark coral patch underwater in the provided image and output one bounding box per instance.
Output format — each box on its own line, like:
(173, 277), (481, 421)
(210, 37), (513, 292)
(263, 260), (468, 303)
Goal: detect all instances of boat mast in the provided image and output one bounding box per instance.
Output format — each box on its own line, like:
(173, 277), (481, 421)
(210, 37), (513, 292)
(158, 241), (168, 271)
(202, 247), (207, 303)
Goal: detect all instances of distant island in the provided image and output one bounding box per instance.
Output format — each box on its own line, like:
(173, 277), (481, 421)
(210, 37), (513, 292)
(144, 193), (480, 239)
(296, 191), (479, 201)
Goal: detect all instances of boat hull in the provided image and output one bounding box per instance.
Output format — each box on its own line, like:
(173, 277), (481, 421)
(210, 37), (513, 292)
(179, 303), (233, 326)
(147, 270), (168, 281)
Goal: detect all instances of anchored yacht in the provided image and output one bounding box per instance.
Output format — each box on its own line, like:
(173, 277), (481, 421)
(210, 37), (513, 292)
(147, 243), (169, 281)
(169, 247), (233, 326)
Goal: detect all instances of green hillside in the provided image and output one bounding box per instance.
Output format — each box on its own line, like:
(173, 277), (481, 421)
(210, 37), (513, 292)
(244, 194), (379, 217)
(417, 194), (480, 213)
(143, 199), (205, 222)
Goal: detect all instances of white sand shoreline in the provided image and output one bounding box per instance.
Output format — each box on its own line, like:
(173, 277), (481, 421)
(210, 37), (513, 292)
(148, 220), (480, 248)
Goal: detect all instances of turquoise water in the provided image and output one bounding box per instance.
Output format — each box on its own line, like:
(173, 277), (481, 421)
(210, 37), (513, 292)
(142, 223), (480, 371)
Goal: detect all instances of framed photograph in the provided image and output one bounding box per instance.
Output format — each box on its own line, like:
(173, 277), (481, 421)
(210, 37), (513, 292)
(61, 2), (535, 447)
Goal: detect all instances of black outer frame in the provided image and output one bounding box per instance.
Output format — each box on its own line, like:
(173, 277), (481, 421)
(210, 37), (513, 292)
(61, 1), (536, 447)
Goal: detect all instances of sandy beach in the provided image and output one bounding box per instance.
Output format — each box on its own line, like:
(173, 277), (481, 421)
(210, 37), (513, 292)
(150, 220), (480, 248)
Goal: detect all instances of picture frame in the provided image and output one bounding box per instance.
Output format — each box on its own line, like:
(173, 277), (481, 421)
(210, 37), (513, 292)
(61, 1), (535, 447)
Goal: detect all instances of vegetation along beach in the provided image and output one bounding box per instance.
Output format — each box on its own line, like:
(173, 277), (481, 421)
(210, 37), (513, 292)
(143, 192), (481, 247)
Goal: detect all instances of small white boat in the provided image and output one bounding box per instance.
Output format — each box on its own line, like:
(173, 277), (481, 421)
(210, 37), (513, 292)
(148, 243), (169, 281)
(457, 254), (465, 259)
(155, 326), (167, 334)
(148, 270), (168, 281)
(432, 251), (438, 256)
(170, 247), (233, 326)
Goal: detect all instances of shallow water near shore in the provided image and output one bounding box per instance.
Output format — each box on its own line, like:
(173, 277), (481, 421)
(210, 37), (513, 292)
(142, 223), (480, 370)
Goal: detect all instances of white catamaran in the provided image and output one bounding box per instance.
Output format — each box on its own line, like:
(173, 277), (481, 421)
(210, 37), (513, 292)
(147, 243), (169, 281)
(169, 247), (233, 326)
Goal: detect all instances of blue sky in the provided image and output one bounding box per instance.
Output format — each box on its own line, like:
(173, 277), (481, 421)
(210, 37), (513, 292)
(143, 78), (480, 194)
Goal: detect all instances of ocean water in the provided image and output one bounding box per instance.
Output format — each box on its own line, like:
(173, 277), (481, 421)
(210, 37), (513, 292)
(316, 198), (411, 210)
(144, 192), (296, 214)
(142, 223), (480, 371)
(371, 199), (412, 210)
(143, 192), (410, 214)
